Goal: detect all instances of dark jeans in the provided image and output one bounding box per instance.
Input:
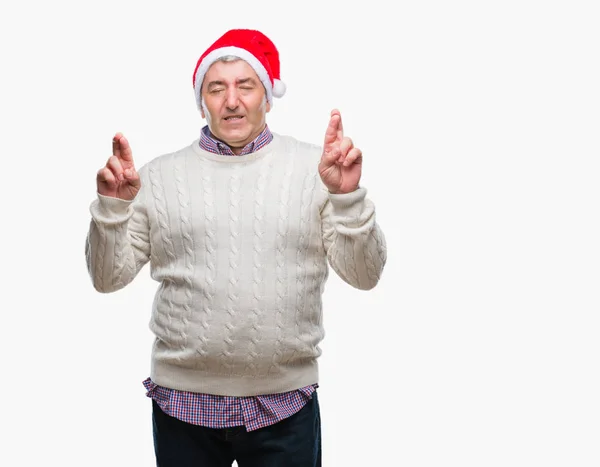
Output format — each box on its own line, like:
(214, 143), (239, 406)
(152, 391), (322, 467)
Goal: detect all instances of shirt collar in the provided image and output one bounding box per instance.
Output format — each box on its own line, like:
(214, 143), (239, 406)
(199, 124), (273, 156)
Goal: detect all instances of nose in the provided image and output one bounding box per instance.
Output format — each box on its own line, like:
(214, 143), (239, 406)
(225, 87), (240, 110)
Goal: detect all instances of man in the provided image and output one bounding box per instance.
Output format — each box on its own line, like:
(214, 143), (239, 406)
(86, 28), (387, 466)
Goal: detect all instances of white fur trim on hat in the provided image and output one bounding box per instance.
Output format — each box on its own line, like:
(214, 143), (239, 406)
(194, 46), (274, 109)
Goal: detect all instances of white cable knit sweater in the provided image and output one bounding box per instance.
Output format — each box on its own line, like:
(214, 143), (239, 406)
(86, 133), (387, 396)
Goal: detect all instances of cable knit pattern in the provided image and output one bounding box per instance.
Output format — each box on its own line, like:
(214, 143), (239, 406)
(269, 153), (295, 375)
(148, 159), (179, 348)
(111, 224), (124, 290)
(175, 153), (195, 351)
(223, 164), (242, 374)
(312, 234), (327, 346)
(93, 227), (106, 291)
(123, 227), (137, 286)
(373, 228), (388, 267)
(197, 166), (216, 371)
(246, 157), (272, 374)
(284, 171), (317, 366)
(363, 230), (379, 283)
(85, 134), (387, 396)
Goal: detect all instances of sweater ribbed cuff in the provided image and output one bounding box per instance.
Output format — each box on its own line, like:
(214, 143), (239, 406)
(327, 187), (367, 219)
(89, 193), (135, 225)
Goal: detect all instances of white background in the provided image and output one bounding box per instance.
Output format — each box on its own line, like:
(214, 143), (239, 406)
(1, 0), (599, 465)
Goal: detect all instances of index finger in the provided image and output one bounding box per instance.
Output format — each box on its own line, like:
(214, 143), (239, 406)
(324, 114), (340, 145)
(112, 132), (134, 163)
(331, 109), (343, 140)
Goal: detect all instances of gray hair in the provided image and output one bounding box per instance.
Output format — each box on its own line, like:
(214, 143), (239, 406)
(216, 55), (243, 63)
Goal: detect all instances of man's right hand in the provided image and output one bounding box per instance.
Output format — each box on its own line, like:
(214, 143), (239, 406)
(96, 132), (141, 200)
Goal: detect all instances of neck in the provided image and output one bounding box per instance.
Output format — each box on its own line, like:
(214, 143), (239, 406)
(208, 123), (267, 154)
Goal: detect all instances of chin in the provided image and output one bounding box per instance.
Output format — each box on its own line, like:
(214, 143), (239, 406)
(221, 128), (250, 142)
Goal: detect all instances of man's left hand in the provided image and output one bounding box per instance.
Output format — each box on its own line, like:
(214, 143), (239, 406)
(318, 109), (363, 194)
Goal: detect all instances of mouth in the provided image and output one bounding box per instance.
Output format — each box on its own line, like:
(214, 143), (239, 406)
(223, 115), (245, 122)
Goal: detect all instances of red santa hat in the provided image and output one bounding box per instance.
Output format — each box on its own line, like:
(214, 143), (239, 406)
(192, 29), (286, 109)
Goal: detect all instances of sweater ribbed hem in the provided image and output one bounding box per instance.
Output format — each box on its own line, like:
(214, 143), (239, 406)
(150, 358), (319, 397)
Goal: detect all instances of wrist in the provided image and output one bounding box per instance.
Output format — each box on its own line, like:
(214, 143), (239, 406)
(327, 185), (359, 195)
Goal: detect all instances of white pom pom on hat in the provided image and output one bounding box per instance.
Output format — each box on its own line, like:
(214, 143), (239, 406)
(272, 78), (286, 98)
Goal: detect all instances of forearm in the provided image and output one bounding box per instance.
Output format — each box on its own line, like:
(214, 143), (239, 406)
(85, 194), (150, 293)
(322, 188), (387, 290)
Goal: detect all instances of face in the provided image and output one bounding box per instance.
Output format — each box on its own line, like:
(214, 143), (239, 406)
(201, 59), (271, 153)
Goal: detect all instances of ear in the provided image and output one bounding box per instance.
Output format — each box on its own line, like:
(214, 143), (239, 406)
(200, 99), (206, 118)
(266, 100), (271, 114)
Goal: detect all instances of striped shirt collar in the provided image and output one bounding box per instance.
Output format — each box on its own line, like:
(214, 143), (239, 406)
(199, 124), (273, 156)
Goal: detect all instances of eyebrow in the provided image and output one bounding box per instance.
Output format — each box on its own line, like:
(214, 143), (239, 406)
(236, 78), (258, 85)
(207, 77), (258, 90)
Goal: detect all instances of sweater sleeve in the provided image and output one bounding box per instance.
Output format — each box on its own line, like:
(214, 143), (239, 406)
(320, 186), (387, 290)
(85, 171), (151, 293)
